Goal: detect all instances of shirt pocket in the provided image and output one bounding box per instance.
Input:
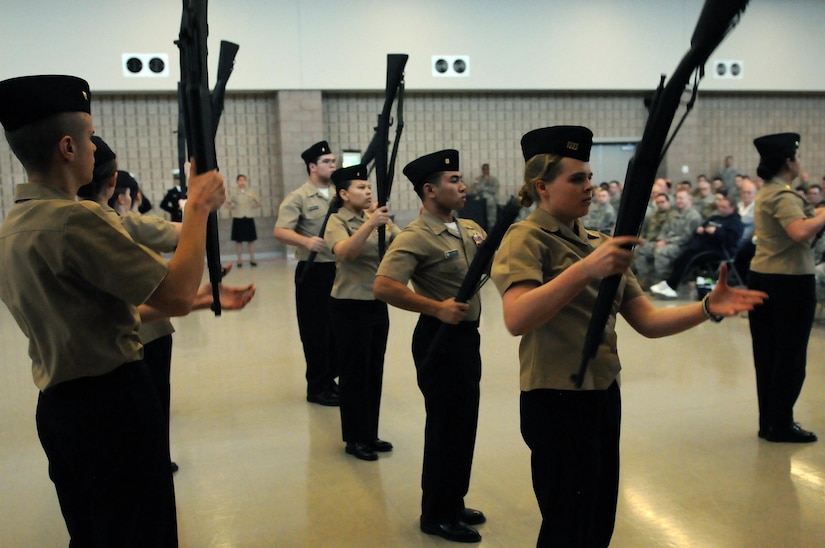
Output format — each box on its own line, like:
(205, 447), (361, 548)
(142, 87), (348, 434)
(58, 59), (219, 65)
(305, 202), (327, 221)
(433, 251), (464, 276)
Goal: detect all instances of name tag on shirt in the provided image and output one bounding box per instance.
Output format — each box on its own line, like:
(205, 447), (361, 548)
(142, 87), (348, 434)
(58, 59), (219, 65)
(444, 249), (459, 259)
(308, 205), (320, 212)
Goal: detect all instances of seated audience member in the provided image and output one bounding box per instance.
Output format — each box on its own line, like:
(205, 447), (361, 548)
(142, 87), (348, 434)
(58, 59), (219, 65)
(641, 188), (673, 240)
(651, 195), (744, 298)
(636, 190), (703, 288)
(806, 183), (823, 206)
(676, 180), (692, 194)
(581, 187), (616, 234)
(734, 179), (758, 279)
(694, 179), (716, 219)
(608, 180), (622, 209)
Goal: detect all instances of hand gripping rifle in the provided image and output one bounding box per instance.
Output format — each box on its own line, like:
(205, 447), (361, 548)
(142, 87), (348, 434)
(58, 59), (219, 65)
(176, 0), (239, 316)
(298, 53), (408, 284)
(419, 197), (522, 370)
(573, 0), (749, 387)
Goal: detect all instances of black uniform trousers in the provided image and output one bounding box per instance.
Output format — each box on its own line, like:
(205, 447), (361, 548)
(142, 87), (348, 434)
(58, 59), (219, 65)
(294, 261), (338, 396)
(411, 315), (481, 525)
(143, 334), (174, 465)
(36, 361), (177, 547)
(748, 272), (815, 432)
(330, 298), (389, 443)
(520, 382), (621, 548)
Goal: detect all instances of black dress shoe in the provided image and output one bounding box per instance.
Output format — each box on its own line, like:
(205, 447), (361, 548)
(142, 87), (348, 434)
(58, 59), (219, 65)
(306, 391), (340, 406)
(420, 519), (481, 543)
(345, 443), (378, 461)
(369, 439), (393, 452)
(764, 423), (818, 443)
(250, 262), (257, 267)
(459, 508), (486, 525)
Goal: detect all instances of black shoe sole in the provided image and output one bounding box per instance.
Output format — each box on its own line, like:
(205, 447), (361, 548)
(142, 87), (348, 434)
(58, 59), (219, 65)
(420, 522), (481, 543)
(345, 445), (378, 461)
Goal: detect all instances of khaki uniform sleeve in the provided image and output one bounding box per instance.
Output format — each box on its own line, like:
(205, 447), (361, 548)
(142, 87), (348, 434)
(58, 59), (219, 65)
(66, 203), (167, 305)
(275, 190), (303, 230)
(491, 222), (545, 295)
(324, 213), (350, 251)
(120, 212), (178, 253)
(376, 228), (421, 285)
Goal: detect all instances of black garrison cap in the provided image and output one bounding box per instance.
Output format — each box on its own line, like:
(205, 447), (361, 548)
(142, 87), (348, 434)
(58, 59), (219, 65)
(403, 149), (460, 190)
(0, 75), (91, 132)
(116, 170), (140, 195)
(753, 132), (800, 159)
(92, 135), (116, 168)
(520, 125), (593, 162)
(331, 163), (368, 186)
(301, 140), (332, 164)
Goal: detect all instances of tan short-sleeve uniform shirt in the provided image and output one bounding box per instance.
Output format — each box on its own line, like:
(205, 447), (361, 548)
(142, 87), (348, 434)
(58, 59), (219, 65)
(325, 208), (401, 300)
(275, 180), (334, 262)
(376, 210), (486, 322)
(491, 208), (643, 391)
(114, 208), (179, 344)
(0, 184), (168, 390)
(751, 178), (815, 275)
(228, 188), (261, 218)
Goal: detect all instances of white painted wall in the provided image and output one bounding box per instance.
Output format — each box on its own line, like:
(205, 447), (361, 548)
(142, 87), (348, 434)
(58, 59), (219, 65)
(1, 0), (822, 92)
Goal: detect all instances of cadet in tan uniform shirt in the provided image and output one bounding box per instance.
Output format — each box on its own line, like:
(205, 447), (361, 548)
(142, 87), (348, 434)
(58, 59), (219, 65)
(79, 136), (255, 476)
(227, 173), (262, 266)
(325, 164), (400, 462)
(374, 149), (488, 544)
(274, 140), (340, 405)
(491, 126), (766, 548)
(0, 75), (226, 546)
(748, 132), (825, 444)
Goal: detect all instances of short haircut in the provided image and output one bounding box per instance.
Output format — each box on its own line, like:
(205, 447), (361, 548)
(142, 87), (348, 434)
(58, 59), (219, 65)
(5, 112), (85, 173)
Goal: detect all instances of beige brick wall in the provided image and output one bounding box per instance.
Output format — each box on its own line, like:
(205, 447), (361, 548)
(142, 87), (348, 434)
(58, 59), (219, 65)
(3, 90), (825, 253)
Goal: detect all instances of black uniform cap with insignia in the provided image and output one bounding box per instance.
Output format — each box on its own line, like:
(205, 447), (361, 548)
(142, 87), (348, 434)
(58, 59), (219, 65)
(0, 75), (91, 132)
(520, 125), (593, 162)
(753, 132), (800, 160)
(301, 140), (331, 165)
(331, 163), (368, 187)
(403, 149), (460, 191)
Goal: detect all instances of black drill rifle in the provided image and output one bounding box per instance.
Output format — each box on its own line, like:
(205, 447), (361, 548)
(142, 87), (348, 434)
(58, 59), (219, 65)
(299, 54), (408, 284)
(419, 197), (522, 370)
(176, 0), (239, 316)
(361, 53), (408, 259)
(574, 0), (749, 387)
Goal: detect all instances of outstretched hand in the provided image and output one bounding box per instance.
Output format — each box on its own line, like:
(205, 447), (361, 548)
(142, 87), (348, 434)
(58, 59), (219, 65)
(706, 263), (768, 317)
(193, 262), (256, 311)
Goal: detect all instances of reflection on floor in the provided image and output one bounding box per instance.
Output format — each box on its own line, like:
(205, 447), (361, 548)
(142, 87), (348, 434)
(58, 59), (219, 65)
(1, 258), (823, 546)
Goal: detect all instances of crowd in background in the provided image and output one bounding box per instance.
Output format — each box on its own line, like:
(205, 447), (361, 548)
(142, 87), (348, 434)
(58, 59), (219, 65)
(574, 155), (825, 307)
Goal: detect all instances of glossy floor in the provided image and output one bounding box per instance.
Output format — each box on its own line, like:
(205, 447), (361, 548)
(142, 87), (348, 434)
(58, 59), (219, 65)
(1, 259), (824, 547)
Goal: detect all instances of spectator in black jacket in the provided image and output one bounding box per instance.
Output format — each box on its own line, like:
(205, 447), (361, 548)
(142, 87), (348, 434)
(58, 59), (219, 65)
(651, 194), (743, 298)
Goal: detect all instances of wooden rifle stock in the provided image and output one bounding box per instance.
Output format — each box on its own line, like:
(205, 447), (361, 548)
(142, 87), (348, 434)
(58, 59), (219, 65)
(575, 0), (749, 387)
